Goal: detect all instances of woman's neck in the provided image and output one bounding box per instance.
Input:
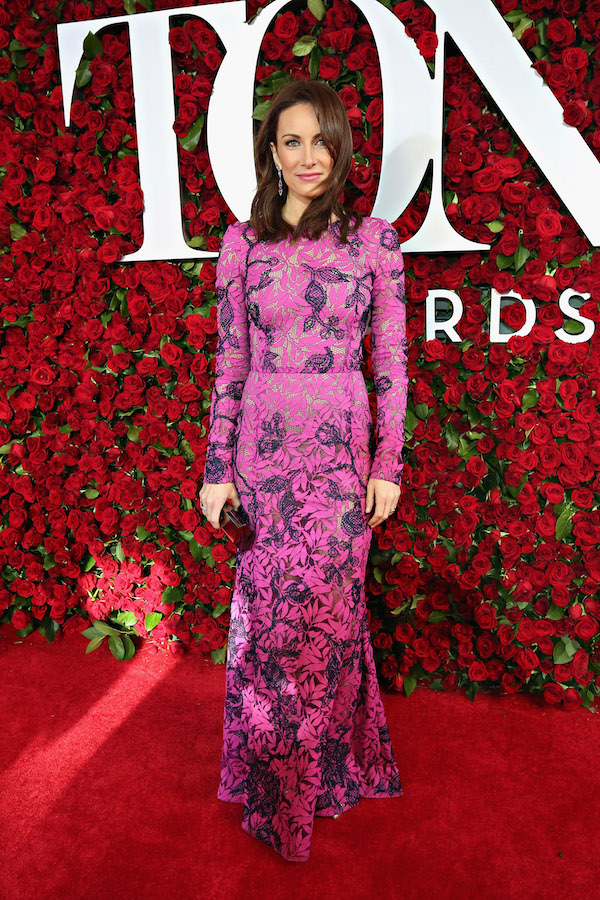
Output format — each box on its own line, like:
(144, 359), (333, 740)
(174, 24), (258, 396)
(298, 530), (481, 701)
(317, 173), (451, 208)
(282, 213), (340, 226)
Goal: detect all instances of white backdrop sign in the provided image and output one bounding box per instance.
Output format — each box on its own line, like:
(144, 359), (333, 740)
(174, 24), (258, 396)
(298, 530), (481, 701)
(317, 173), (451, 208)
(57, 0), (598, 342)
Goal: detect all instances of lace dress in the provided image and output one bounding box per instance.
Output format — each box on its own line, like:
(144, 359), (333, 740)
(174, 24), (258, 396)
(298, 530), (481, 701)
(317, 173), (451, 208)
(202, 215), (408, 862)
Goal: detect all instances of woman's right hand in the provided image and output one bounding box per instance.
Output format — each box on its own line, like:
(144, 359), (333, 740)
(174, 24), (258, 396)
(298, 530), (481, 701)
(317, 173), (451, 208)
(199, 481), (240, 530)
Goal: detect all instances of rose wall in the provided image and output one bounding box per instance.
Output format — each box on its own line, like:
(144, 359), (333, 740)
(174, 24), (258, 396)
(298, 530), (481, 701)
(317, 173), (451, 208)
(1, 0), (600, 709)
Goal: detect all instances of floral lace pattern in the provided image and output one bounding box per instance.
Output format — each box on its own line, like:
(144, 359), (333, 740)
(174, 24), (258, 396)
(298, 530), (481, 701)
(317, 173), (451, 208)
(203, 217), (408, 861)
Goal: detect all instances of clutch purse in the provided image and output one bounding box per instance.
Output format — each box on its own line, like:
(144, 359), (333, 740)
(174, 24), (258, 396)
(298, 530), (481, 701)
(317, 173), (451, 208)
(219, 500), (254, 551)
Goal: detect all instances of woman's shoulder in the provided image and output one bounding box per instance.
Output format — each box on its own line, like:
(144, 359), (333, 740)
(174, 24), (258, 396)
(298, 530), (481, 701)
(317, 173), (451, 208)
(354, 215), (401, 253)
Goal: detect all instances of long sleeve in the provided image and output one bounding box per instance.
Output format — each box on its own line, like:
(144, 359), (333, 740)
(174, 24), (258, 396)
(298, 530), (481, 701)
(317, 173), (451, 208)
(369, 218), (408, 486)
(202, 223), (250, 484)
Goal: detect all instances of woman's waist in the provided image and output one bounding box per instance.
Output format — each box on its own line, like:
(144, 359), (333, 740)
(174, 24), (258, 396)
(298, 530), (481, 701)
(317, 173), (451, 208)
(248, 367), (363, 375)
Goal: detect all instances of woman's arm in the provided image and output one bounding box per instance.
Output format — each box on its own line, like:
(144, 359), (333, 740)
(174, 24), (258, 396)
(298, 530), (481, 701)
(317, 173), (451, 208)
(369, 218), (409, 486)
(202, 223), (250, 484)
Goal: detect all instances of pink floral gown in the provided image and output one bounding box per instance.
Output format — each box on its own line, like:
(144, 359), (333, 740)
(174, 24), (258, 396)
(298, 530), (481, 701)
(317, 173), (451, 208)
(202, 215), (408, 862)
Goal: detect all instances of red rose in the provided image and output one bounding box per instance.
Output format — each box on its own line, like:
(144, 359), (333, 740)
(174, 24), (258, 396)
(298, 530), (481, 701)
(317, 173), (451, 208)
(169, 27), (192, 55)
(261, 34), (283, 60)
(543, 683), (564, 704)
(11, 609), (29, 630)
(472, 167), (502, 192)
(188, 21), (216, 52)
(474, 603), (498, 629)
(327, 27), (353, 53)
(546, 18), (576, 44)
(373, 632), (392, 649)
(273, 11), (299, 40)
(562, 47), (588, 71)
(338, 84), (360, 108)
(317, 54), (339, 80)
(416, 31), (438, 59)
(536, 210), (562, 239)
(468, 661), (488, 681)
(366, 98), (383, 127)
(574, 616), (599, 641)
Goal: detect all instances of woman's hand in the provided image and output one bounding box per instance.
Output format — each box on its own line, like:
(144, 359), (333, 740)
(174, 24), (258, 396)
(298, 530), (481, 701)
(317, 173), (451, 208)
(365, 477), (400, 528)
(199, 481), (241, 530)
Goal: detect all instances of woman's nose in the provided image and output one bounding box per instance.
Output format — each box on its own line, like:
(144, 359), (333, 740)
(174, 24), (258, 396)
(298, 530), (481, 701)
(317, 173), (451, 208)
(303, 145), (316, 166)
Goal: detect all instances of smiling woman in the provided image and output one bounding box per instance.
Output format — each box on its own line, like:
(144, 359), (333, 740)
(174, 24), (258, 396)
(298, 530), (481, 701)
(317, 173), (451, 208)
(269, 103), (335, 224)
(248, 78), (358, 244)
(199, 78), (407, 864)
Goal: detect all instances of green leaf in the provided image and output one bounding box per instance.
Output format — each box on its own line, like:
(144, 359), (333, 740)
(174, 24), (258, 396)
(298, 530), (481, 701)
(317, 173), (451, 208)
(124, 0), (137, 12)
(495, 252), (514, 271)
(38, 617), (60, 643)
(83, 31), (103, 60)
(145, 612), (162, 632)
(292, 35), (317, 56)
(212, 602), (229, 618)
(513, 16), (533, 41)
(92, 619), (122, 637)
(115, 610), (138, 627)
(530, 44), (549, 61)
(486, 219), (504, 234)
(403, 673), (417, 697)
(162, 585), (184, 605)
(521, 390), (538, 410)
(122, 634), (136, 660)
(108, 634), (125, 661)
(553, 637), (575, 665)
(308, 45), (322, 80)
(308, 0), (326, 19)
(188, 538), (203, 564)
(457, 437), (477, 460)
(445, 422), (459, 452)
(546, 602), (565, 621)
(75, 58), (92, 89)
(413, 403), (428, 420)
(179, 114), (205, 153)
(466, 404), (483, 427)
(81, 626), (102, 639)
(11, 51), (27, 68)
(85, 635), (105, 654)
(563, 318), (584, 335)
(465, 681), (479, 701)
(211, 644), (227, 664)
(428, 610), (447, 623)
(252, 100), (272, 121)
(404, 407), (418, 435)
(9, 223), (26, 241)
(514, 242), (531, 271)
(555, 502), (575, 541)
(115, 542), (125, 562)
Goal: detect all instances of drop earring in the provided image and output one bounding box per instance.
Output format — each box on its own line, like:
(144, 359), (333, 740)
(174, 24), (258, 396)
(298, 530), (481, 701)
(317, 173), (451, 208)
(277, 166), (283, 197)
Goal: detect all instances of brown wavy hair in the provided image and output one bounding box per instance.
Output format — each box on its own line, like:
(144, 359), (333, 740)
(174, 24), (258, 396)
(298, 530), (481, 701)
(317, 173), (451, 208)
(249, 78), (363, 244)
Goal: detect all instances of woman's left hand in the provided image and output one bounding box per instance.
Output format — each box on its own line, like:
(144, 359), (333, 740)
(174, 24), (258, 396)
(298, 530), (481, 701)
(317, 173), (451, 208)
(365, 477), (400, 528)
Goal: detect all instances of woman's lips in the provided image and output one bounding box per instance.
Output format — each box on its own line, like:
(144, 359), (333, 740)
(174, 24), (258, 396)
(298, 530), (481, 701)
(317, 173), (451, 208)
(297, 173), (321, 180)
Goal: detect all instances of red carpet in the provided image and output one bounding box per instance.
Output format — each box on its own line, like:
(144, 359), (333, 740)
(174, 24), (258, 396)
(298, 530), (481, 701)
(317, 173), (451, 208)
(1, 624), (598, 900)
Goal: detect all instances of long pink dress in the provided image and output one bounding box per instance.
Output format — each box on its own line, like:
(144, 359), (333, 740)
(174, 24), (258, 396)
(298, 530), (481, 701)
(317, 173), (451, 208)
(202, 215), (408, 862)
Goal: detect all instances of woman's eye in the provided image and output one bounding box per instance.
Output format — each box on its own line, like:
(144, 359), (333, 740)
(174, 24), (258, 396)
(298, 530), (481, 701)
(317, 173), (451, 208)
(285, 139), (326, 147)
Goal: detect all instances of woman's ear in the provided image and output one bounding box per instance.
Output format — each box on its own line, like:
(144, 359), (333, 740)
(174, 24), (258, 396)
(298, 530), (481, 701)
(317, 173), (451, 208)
(269, 141), (280, 170)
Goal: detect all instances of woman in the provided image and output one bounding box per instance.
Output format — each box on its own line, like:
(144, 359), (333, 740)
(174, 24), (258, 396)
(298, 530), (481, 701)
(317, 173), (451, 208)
(199, 78), (408, 863)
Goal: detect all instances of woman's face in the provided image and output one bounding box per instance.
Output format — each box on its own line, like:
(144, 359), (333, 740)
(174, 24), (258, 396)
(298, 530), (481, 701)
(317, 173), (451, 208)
(269, 102), (334, 207)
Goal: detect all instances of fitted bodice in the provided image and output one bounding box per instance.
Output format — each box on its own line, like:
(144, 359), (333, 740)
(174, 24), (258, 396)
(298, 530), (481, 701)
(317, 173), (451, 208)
(203, 215), (409, 486)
